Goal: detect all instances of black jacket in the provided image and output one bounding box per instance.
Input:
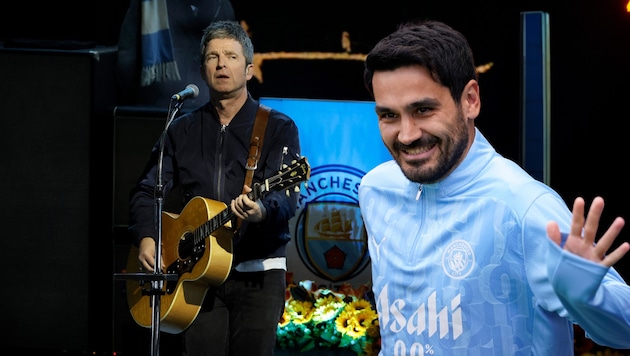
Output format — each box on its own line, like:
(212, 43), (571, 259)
(128, 95), (301, 265)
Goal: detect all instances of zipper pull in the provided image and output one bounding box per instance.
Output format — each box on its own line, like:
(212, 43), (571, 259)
(415, 185), (422, 200)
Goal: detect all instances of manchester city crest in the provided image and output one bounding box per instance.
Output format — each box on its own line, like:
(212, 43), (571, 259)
(292, 164), (370, 282)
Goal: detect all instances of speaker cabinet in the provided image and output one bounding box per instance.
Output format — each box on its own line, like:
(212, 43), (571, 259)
(112, 107), (169, 228)
(0, 47), (117, 352)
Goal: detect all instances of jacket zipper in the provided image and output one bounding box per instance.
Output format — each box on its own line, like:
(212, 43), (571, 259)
(216, 124), (227, 201)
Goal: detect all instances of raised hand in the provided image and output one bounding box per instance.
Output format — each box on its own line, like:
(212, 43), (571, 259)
(546, 196), (629, 267)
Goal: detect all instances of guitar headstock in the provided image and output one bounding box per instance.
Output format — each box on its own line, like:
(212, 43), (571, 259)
(254, 156), (311, 198)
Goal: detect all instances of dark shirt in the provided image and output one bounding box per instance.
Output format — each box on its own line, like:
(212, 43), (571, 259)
(128, 95), (301, 264)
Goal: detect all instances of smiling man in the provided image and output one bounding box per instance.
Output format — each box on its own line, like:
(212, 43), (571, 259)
(358, 19), (630, 355)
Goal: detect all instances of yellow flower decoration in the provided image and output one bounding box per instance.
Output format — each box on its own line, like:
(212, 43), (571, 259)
(346, 298), (373, 313)
(312, 295), (346, 323)
(336, 309), (369, 339)
(286, 299), (314, 324)
(276, 280), (381, 356)
(278, 309), (291, 327)
(356, 308), (378, 327)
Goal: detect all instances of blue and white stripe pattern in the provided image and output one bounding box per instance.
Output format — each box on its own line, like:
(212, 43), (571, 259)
(140, 0), (181, 86)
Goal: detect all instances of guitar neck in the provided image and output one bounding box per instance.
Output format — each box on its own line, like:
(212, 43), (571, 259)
(195, 184), (263, 238)
(191, 156), (309, 241)
(197, 206), (235, 239)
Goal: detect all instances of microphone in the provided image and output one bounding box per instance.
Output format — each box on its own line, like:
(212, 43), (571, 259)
(171, 84), (199, 101)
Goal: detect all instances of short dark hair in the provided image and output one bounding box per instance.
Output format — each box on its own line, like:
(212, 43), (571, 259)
(364, 20), (478, 104)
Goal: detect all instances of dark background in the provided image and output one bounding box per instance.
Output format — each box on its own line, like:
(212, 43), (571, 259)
(1, 0), (629, 354)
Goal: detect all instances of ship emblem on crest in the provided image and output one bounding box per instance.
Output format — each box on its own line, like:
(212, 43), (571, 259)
(293, 165), (370, 282)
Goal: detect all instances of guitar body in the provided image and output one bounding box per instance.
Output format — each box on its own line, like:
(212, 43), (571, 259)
(126, 196), (234, 334)
(124, 156), (310, 334)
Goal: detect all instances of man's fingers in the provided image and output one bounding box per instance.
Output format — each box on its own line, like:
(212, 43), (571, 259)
(546, 221), (562, 246)
(602, 242), (630, 267)
(595, 217), (626, 264)
(570, 197), (586, 239)
(583, 196), (604, 244)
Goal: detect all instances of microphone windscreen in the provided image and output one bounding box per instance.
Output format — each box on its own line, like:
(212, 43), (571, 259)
(186, 84), (200, 98)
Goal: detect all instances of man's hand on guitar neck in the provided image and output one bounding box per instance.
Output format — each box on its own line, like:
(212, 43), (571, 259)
(231, 185), (268, 223)
(137, 237), (166, 273)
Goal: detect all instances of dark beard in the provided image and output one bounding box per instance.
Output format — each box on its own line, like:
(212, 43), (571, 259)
(395, 114), (469, 184)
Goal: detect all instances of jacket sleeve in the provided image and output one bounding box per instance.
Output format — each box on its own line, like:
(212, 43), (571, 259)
(547, 238), (630, 349)
(127, 131), (176, 245)
(522, 191), (630, 348)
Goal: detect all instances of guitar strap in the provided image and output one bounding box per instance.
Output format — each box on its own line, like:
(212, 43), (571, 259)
(236, 103), (270, 230)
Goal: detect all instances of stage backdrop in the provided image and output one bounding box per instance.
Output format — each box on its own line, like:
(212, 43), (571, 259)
(260, 97), (391, 289)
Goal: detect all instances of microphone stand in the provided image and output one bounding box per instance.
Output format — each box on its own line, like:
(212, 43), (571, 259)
(114, 99), (185, 356)
(148, 98), (184, 356)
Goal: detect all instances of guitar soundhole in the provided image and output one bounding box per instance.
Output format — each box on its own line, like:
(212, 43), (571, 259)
(162, 232), (207, 293)
(171, 233), (206, 270)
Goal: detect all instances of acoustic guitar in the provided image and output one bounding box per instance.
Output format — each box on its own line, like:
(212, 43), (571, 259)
(126, 157), (310, 334)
